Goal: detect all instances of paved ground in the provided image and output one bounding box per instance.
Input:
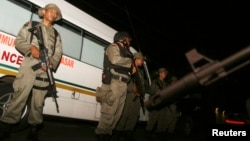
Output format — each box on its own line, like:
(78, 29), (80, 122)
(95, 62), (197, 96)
(4, 116), (209, 141)
(4, 115), (250, 141)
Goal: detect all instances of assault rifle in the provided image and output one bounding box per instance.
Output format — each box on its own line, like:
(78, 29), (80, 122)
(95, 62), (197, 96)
(129, 47), (151, 115)
(28, 26), (59, 113)
(145, 46), (250, 110)
(133, 66), (146, 115)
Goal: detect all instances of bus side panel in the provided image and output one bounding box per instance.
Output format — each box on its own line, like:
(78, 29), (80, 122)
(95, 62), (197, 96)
(44, 58), (103, 121)
(55, 57), (102, 91)
(0, 31), (102, 121)
(44, 94), (101, 121)
(0, 31), (20, 76)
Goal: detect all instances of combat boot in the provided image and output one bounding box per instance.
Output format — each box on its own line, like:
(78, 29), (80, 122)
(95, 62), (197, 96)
(111, 130), (123, 141)
(96, 134), (112, 141)
(123, 131), (133, 140)
(27, 124), (43, 141)
(0, 121), (12, 140)
(104, 134), (112, 141)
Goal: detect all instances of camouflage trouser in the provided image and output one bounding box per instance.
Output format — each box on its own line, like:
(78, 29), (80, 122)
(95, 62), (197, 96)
(166, 104), (177, 133)
(115, 91), (140, 131)
(1, 57), (48, 125)
(95, 79), (127, 135)
(146, 107), (168, 133)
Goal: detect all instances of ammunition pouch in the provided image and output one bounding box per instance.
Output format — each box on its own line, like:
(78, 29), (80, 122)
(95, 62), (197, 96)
(102, 69), (112, 84)
(96, 87), (115, 106)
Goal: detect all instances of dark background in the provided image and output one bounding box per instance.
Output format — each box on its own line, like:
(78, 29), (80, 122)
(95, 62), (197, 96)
(65, 0), (250, 113)
(65, 0), (250, 77)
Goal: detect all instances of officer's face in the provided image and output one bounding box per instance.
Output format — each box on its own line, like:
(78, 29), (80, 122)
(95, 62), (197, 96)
(134, 58), (144, 67)
(124, 37), (131, 47)
(160, 72), (167, 79)
(44, 8), (58, 22)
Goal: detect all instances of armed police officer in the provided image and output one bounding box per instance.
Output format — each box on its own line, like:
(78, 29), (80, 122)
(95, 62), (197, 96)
(145, 68), (171, 140)
(113, 52), (146, 141)
(95, 31), (134, 141)
(0, 3), (63, 141)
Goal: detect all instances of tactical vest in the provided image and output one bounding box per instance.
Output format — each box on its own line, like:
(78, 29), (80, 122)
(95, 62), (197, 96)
(156, 79), (168, 90)
(102, 43), (132, 84)
(30, 21), (58, 56)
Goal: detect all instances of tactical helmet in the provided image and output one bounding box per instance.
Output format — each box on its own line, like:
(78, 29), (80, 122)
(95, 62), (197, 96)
(158, 68), (168, 73)
(38, 3), (62, 21)
(113, 31), (131, 42)
(133, 52), (144, 60)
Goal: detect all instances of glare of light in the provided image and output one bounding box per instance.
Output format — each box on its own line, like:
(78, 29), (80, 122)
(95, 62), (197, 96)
(225, 119), (245, 125)
(215, 107), (221, 124)
(222, 110), (226, 123)
(215, 107), (219, 114)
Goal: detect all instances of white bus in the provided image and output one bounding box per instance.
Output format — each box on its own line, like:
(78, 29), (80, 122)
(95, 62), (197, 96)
(0, 0), (150, 126)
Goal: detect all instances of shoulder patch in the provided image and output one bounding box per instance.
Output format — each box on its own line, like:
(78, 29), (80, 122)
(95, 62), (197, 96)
(111, 43), (118, 47)
(23, 21), (31, 27)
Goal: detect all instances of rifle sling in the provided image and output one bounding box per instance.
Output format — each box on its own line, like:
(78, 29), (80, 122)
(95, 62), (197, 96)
(29, 21), (58, 56)
(33, 85), (49, 90)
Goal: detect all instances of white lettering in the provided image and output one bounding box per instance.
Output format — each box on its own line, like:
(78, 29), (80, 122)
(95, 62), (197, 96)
(0, 32), (15, 47)
(212, 128), (247, 136)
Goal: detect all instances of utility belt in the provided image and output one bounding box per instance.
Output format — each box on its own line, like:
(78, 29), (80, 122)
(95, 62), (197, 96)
(33, 77), (49, 90)
(36, 77), (49, 82)
(112, 75), (130, 83)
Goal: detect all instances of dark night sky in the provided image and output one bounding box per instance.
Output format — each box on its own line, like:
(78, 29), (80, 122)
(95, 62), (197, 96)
(66, 0), (250, 76)
(66, 0), (250, 112)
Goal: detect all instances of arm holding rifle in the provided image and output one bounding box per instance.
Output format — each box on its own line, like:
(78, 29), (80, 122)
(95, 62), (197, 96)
(131, 52), (147, 115)
(132, 68), (146, 115)
(29, 26), (62, 72)
(29, 25), (62, 113)
(1, 4), (64, 139)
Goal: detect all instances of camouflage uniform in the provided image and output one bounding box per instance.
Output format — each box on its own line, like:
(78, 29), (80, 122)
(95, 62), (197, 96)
(114, 53), (145, 139)
(0, 4), (63, 141)
(95, 43), (132, 135)
(115, 79), (141, 132)
(1, 21), (62, 125)
(146, 77), (170, 133)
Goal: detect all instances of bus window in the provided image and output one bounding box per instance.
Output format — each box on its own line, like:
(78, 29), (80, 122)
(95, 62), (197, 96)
(55, 24), (82, 59)
(32, 11), (82, 60)
(81, 35), (105, 69)
(3, 0), (108, 69)
(33, 10), (106, 68)
(0, 1), (31, 35)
